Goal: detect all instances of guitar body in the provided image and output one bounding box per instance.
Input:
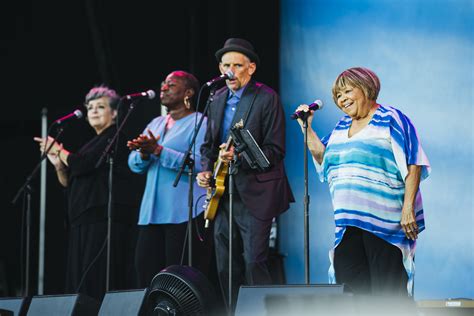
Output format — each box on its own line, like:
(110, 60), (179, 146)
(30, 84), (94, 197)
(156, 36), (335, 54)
(202, 120), (243, 228)
(203, 160), (228, 227)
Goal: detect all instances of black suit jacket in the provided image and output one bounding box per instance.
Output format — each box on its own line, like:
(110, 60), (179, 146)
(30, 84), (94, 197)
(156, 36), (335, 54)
(201, 80), (294, 220)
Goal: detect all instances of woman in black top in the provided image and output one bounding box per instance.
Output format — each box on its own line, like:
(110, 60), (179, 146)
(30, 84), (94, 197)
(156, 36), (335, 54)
(34, 85), (139, 300)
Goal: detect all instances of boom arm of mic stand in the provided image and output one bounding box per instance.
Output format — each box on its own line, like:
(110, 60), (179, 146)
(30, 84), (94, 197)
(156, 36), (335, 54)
(12, 125), (64, 205)
(173, 85), (215, 187)
(95, 100), (136, 169)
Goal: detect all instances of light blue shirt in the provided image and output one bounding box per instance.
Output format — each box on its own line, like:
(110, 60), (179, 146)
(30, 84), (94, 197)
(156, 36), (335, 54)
(220, 86), (245, 143)
(128, 113), (207, 224)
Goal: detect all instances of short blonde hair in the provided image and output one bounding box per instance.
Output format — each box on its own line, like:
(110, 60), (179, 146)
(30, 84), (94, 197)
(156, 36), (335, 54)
(332, 67), (380, 104)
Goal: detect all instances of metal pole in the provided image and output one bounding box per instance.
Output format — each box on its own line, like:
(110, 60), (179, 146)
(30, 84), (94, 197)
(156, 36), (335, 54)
(106, 156), (114, 292)
(303, 118), (310, 284)
(187, 158), (195, 267)
(25, 188), (31, 296)
(38, 107), (48, 295)
(228, 159), (234, 315)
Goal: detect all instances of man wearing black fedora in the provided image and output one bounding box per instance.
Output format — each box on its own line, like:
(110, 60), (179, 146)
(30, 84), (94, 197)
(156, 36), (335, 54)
(197, 38), (294, 309)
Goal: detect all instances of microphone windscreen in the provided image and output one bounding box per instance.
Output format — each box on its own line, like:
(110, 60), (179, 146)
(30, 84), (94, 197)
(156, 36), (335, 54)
(73, 109), (83, 119)
(225, 70), (235, 80)
(146, 90), (156, 100)
(312, 99), (324, 110)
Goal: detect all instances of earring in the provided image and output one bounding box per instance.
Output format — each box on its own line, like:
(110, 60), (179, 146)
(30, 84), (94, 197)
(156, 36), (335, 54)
(184, 96), (191, 109)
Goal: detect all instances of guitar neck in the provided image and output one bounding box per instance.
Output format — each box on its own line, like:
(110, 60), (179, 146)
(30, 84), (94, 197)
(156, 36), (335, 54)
(213, 136), (233, 178)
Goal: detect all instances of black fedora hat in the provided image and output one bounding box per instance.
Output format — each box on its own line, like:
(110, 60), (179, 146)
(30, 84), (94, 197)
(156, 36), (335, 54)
(215, 38), (260, 66)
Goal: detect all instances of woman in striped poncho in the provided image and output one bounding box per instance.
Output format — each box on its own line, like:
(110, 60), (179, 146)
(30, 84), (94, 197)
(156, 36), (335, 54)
(295, 67), (430, 296)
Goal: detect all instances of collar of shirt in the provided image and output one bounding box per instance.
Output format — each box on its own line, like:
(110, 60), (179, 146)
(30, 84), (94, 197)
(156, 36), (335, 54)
(227, 85), (246, 101)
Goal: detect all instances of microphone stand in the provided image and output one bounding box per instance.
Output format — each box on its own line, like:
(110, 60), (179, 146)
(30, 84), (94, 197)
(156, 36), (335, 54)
(225, 134), (267, 313)
(95, 99), (137, 292)
(173, 84), (215, 267)
(301, 113), (311, 284)
(105, 154), (113, 293)
(12, 125), (65, 296)
(227, 153), (238, 315)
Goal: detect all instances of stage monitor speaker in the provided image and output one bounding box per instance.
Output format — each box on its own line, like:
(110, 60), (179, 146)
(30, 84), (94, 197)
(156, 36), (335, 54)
(0, 309), (13, 316)
(417, 299), (474, 316)
(0, 297), (30, 316)
(234, 284), (345, 316)
(98, 289), (147, 316)
(26, 294), (100, 316)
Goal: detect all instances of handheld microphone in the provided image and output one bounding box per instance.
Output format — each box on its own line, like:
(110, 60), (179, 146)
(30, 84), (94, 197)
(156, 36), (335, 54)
(124, 90), (156, 100)
(54, 109), (83, 124)
(205, 70), (235, 87)
(291, 100), (324, 120)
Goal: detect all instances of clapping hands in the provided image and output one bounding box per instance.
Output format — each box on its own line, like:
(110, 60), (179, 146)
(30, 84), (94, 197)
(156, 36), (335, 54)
(127, 129), (162, 158)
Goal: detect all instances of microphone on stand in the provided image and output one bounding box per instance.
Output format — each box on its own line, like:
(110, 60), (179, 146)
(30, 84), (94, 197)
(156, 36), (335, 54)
(123, 90), (156, 100)
(54, 109), (83, 124)
(291, 100), (324, 120)
(205, 70), (235, 87)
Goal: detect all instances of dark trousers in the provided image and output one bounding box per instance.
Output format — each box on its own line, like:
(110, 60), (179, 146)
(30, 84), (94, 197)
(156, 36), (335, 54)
(134, 214), (215, 289)
(134, 222), (187, 288)
(214, 189), (273, 308)
(334, 226), (408, 296)
(66, 221), (136, 300)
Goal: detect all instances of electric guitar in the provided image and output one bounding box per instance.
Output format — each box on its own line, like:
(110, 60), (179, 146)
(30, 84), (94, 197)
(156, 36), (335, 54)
(203, 120), (243, 228)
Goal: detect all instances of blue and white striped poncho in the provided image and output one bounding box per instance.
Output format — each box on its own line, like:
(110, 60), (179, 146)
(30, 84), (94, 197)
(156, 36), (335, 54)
(314, 104), (430, 295)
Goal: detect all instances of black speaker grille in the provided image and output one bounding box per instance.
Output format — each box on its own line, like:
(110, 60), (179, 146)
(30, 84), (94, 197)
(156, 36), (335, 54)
(150, 273), (202, 315)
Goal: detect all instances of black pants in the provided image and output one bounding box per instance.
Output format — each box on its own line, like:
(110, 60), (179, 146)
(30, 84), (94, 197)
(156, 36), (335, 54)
(334, 226), (408, 296)
(134, 214), (215, 288)
(134, 222), (188, 288)
(214, 189), (273, 309)
(66, 221), (136, 300)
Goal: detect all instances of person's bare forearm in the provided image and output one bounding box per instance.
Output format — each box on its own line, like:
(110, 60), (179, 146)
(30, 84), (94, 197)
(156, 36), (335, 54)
(306, 128), (326, 164)
(403, 165), (421, 210)
(55, 167), (69, 187)
(401, 164), (422, 240)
